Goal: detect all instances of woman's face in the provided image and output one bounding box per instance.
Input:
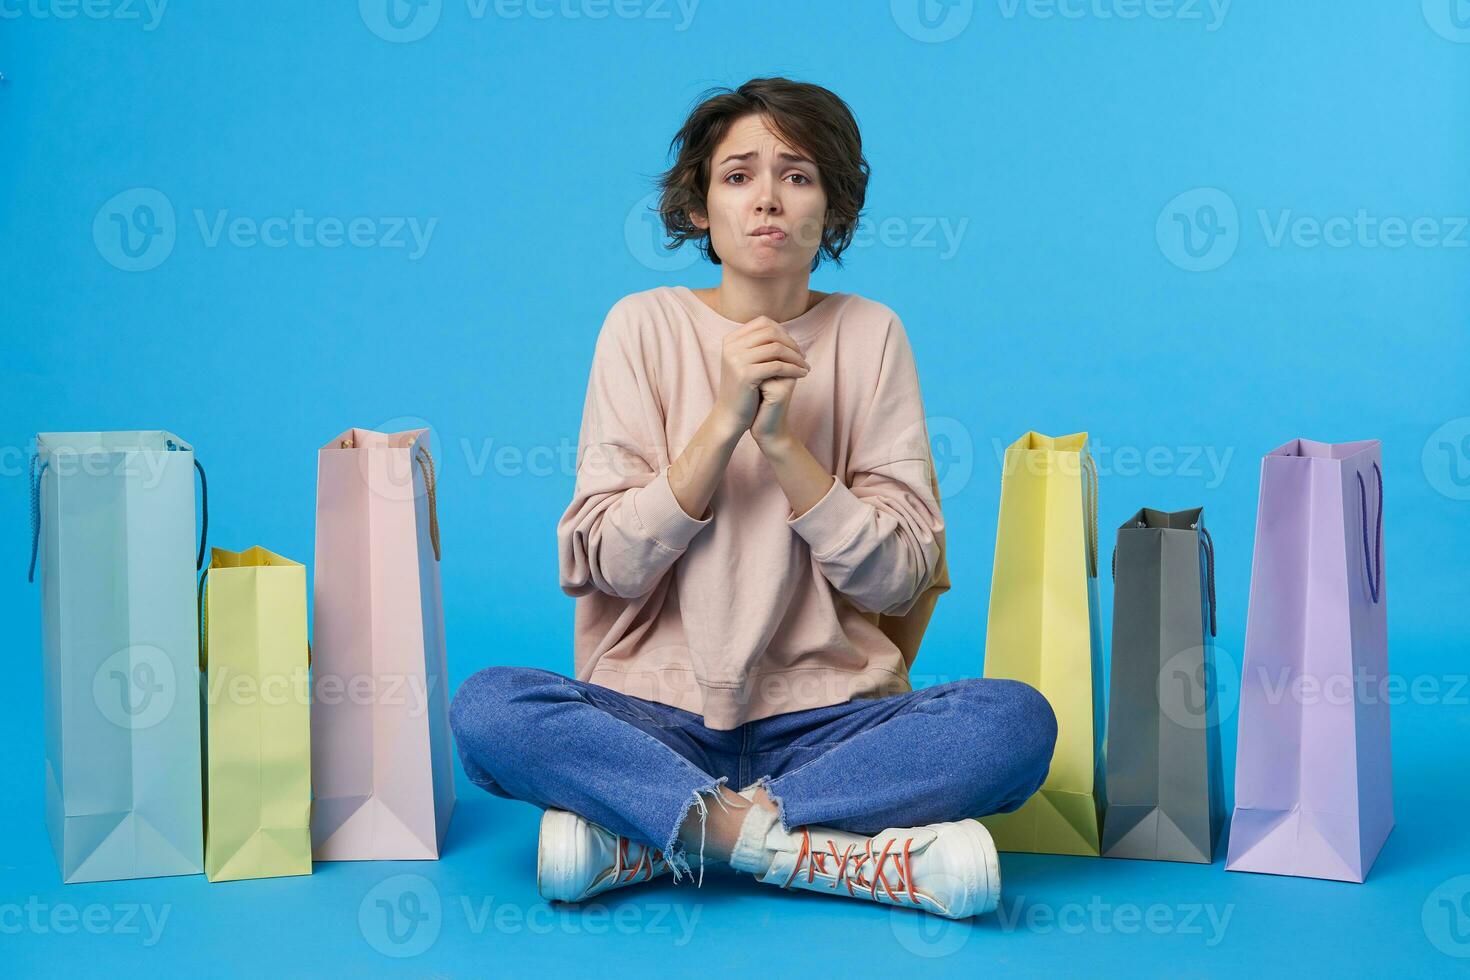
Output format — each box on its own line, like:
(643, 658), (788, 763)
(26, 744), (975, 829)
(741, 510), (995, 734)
(693, 113), (827, 279)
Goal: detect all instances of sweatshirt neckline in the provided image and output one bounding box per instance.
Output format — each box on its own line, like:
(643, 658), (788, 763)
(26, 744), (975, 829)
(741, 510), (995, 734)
(671, 285), (843, 348)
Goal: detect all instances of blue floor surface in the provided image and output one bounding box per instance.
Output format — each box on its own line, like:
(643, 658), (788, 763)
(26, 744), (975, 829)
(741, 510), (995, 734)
(5, 682), (1467, 978)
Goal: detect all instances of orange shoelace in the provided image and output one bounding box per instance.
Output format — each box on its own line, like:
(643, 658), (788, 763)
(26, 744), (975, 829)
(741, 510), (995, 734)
(614, 837), (669, 883)
(780, 829), (923, 907)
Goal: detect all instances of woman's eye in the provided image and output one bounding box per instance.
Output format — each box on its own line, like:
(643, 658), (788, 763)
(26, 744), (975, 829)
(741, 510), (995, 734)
(724, 172), (813, 185)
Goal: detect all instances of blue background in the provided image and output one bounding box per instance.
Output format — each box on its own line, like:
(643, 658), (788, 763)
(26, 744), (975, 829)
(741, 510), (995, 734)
(3, 1), (1469, 975)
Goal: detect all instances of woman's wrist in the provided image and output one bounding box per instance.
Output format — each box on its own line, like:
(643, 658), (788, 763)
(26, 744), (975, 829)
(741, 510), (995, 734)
(753, 429), (801, 461)
(707, 406), (750, 446)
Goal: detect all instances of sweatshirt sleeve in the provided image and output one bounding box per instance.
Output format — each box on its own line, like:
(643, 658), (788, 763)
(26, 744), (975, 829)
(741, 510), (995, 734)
(557, 301), (713, 599)
(784, 314), (945, 617)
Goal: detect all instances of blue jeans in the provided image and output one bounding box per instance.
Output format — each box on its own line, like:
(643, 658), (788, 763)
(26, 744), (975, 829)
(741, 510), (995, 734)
(449, 667), (1058, 882)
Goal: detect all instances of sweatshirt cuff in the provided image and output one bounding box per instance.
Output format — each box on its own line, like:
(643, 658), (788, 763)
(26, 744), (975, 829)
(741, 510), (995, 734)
(634, 465), (713, 552)
(787, 474), (869, 559)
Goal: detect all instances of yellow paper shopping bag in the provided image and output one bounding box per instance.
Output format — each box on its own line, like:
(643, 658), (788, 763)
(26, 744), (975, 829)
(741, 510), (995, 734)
(980, 432), (1105, 856)
(200, 546), (313, 882)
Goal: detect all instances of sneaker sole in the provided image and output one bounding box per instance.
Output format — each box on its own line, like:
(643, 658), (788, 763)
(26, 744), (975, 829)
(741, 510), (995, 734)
(956, 818), (1002, 917)
(537, 808), (585, 903)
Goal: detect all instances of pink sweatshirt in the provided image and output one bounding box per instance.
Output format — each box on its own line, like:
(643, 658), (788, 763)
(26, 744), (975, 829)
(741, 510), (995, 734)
(557, 285), (951, 730)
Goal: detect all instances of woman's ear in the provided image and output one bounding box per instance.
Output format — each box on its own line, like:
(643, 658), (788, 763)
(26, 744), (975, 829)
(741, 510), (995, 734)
(689, 206), (709, 231)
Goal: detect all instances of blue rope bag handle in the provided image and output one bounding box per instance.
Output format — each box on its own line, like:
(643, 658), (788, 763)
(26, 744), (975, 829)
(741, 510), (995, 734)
(165, 439), (209, 570)
(194, 459), (208, 571)
(29, 443), (208, 581)
(27, 454), (49, 583)
(1356, 461), (1384, 604)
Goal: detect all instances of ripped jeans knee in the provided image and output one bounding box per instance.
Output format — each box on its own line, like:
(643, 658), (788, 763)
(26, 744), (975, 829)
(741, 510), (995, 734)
(662, 777), (732, 887)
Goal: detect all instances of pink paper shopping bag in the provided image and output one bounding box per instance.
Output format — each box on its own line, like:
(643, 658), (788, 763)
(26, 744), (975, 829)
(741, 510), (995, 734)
(311, 427), (456, 860)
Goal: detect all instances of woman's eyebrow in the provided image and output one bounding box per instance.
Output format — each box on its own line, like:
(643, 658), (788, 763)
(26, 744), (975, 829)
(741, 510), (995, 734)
(716, 150), (816, 167)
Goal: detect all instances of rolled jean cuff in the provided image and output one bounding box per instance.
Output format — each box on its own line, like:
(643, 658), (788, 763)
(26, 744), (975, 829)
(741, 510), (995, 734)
(747, 775), (796, 835)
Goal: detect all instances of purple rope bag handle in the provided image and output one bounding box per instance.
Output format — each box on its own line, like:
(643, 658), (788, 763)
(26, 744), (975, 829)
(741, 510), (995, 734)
(1356, 461), (1384, 604)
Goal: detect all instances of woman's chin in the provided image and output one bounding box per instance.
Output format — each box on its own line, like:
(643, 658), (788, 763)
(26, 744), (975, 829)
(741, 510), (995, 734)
(729, 251), (813, 279)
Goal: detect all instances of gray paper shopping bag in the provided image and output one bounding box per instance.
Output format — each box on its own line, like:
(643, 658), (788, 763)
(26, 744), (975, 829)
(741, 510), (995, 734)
(1101, 507), (1224, 864)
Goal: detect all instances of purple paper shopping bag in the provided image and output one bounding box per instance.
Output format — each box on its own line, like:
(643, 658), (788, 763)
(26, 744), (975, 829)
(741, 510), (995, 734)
(1225, 438), (1392, 882)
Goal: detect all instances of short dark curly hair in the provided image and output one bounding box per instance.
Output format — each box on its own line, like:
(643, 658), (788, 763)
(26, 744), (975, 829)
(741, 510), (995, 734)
(654, 77), (870, 273)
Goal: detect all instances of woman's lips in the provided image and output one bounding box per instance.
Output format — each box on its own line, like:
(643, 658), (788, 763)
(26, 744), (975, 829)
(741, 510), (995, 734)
(751, 229), (787, 244)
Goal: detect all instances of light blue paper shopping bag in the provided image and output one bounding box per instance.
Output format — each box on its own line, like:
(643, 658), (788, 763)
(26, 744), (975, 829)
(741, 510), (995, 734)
(29, 431), (208, 882)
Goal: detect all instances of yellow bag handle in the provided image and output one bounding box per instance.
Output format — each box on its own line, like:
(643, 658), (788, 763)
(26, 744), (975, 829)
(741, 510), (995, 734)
(197, 567), (210, 671)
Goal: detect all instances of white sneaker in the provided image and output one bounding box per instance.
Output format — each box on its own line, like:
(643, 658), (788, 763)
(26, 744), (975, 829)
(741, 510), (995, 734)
(733, 786), (1001, 919)
(537, 808), (672, 902)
